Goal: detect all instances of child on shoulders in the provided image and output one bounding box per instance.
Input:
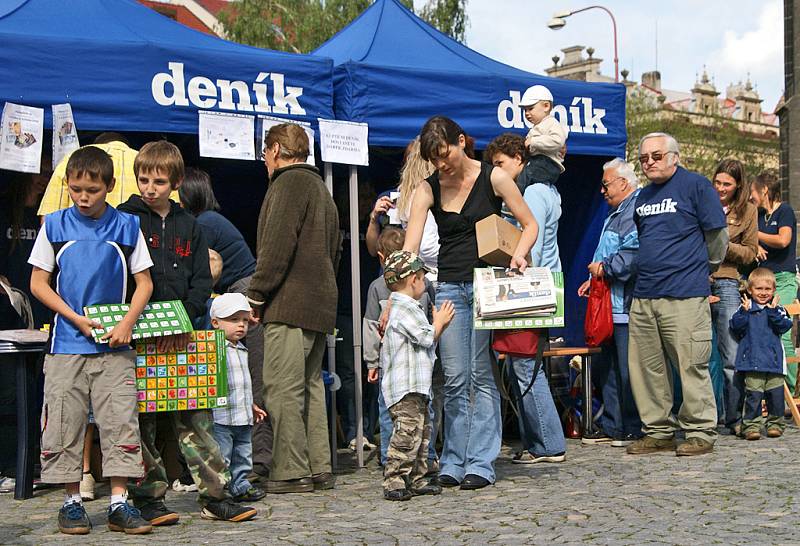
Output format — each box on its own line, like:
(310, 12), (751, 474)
(519, 84), (567, 188)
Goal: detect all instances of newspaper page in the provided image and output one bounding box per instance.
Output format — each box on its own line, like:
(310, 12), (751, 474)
(52, 103), (80, 168)
(258, 115), (315, 165)
(198, 110), (255, 160)
(474, 267), (557, 319)
(0, 102), (44, 173)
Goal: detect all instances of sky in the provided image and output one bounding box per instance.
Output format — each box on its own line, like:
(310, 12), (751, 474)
(450, 0), (784, 112)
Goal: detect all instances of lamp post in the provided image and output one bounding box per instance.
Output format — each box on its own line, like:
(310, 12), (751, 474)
(547, 6), (619, 83)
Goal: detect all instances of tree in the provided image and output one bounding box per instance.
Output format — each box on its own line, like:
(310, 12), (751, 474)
(218, 0), (469, 53)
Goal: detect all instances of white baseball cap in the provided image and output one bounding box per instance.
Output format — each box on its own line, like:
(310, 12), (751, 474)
(519, 85), (554, 107)
(210, 293), (251, 319)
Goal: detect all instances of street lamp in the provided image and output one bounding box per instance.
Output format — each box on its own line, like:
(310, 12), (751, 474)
(547, 6), (619, 83)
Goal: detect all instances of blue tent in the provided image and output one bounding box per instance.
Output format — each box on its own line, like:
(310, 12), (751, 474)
(0, 0), (334, 132)
(315, 0), (628, 343)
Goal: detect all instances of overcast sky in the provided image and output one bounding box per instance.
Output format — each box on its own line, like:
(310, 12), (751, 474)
(448, 0), (783, 112)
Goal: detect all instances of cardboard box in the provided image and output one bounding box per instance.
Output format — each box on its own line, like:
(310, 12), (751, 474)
(476, 214), (530, 267)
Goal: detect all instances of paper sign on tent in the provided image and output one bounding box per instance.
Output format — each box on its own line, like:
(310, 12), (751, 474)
(52, 103), (80, 169)
(318, 119), (368, 166)
(258, 115), (315, 165)
(0, 102), (44, 173)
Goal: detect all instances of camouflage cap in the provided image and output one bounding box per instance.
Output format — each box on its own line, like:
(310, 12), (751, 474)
(383, 250), (432, 285)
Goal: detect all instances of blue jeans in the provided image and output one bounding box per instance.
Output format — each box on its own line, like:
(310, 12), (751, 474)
(593, 324), (642, 437)
(213, 424), (253, 497)
(436, 282), (498, 483)
(711, 278), (744, 427)
(507, 356), (566, 456)
(378, 382), (438, 465)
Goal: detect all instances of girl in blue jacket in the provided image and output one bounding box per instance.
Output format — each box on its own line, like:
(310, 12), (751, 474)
(729, 267), (793, 440)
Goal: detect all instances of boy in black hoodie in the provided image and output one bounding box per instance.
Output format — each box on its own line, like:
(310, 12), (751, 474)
(118, 141), (258, 524)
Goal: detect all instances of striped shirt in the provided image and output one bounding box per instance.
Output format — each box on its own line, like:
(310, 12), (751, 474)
(379, 292), (436, 409)
(213, 340), (253, 426)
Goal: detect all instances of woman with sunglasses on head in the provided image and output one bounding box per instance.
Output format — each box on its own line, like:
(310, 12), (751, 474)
(710, 159), (758, 435)
(403, 116), (538, 490)
(750, 171), (798, 391)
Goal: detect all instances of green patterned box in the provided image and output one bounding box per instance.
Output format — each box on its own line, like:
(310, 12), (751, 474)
(135, 330), (229, 413)
(84, 300), (193, 344)
(474, 271), (565, 330)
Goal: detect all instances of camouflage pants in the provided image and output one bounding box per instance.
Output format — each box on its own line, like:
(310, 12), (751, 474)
(129, 409), (230, 506)
(384, 393), (430, 491)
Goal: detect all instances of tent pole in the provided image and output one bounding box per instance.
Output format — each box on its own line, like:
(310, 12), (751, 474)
(324, 162), (337, 471)
(348, 165), (364, 468)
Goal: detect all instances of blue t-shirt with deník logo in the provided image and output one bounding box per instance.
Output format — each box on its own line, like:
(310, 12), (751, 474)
(633, 166), (727, 299)
(757, 202), (797, 274)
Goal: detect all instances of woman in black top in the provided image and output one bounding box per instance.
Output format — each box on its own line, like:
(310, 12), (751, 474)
(404, 116), (538, 489)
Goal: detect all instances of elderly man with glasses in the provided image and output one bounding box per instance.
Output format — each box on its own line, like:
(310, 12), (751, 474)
(578, 158), (643, 448)
(625, 132), (728, 457)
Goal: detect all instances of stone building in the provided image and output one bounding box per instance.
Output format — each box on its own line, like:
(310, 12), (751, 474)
(783, 0), (800, 215)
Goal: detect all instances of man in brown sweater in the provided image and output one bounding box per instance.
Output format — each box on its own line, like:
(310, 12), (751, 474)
(248, 124), (341, 493)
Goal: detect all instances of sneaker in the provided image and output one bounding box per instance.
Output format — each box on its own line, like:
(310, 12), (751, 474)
(233, 486), (266, 503)
(58, 501), (92, 535)
(311, 472), (336, 491)
(581, 430), (612, 445)
(0, 476), (15, 493)
(79, 471), (96, 501)
(512, 451), (566, 464)
(348, 437), (377, 451)
(625, 436), (676, 455)
(675, 437), (714, 456)
(745, 430), (762, 441)
(611, 434), (640, 448)
(200, 498), (257, 522)
(137, 500), (180, 526)
(383, 488), (412, 501)
(107, 503), (152, 534)
(171, 478), (198, 493)
(767, 427), (784, 438)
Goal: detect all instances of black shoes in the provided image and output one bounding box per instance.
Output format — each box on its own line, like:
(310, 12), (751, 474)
(233, 486), (266, 503)
(137, 500), (180, 526)
(200, 498), (258, 522)
(438, 474), (460, 488)
(58, 502), (92, 535)
(383, 488), (412, 501)
(459, 474), (491, 491)
(107, 503), (153, 534)
(410, 482), (442, 496)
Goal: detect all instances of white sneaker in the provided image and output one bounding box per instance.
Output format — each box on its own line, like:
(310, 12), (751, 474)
(172, 478), (198, 492)
(79, 471), (95, 501)
(348, 437), (377, 451)
(0, 476), (15, 493)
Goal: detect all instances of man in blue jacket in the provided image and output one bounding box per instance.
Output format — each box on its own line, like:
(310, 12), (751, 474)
(579, 158), (643, 447)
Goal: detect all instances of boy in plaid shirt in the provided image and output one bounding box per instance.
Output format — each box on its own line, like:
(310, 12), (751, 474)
(211, 293), (267, 502)
(368, 250), (453, 501)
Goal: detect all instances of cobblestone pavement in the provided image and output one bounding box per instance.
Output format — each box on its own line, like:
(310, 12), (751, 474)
(3, 429), (800, 545)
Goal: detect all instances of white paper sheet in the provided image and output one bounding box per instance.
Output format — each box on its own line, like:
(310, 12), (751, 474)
(0, 102), (44, 173)
(52, 103), (80, 169)
(317, 118), (369, 166)
(198, 110), (255, 160)
(258, 115), (315, 165)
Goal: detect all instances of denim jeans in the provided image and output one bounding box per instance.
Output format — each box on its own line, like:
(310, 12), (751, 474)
(213, 423), (253, 497)
(436, 282), (499, 483)
(711, 278), (745, 427)
(507, 356), (566, 456)
(592, 324), (642, 437)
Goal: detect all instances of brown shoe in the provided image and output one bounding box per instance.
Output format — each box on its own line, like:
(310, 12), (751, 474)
(767, 427), (783, 438)
(676, 437), (714, 456)
(745, 430), (761, 441)
(311, 472), (335, 491)
(266, 477), (314, 494)
(625, 436), (676, 455)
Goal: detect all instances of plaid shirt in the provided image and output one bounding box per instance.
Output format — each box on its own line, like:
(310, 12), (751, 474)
(213, 340), (253, 426)
(379, 292), (436, 409)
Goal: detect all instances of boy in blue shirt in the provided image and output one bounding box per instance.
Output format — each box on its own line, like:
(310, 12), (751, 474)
(29, 146), (154, 535)
(729, 267), (793, 440)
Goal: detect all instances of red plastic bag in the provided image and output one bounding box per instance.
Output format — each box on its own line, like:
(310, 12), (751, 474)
(584, 277), (613, 347)
(492, 329), (541, 358)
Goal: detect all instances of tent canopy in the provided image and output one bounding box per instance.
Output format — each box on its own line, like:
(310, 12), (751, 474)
(314, 0), (626, 156)
(0, 0), (334, 133)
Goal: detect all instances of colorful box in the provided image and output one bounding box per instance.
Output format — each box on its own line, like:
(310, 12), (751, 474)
(84, 300), (193, 344)
(135, 330), (228, 413)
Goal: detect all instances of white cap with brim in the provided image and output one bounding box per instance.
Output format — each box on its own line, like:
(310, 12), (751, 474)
(519, 85), (554, 107)
(210, 292), (251, 319)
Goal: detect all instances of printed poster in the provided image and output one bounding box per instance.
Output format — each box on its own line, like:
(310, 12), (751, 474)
(258, 115), (315, 165)
(51, 103), (80, 168)
(318, 118), (369, 166)
(0, 102), (44, 173)
(198, 110), (255, 160)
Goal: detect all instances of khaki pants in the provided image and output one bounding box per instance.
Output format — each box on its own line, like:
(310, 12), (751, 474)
(263, 323), (331, 481)
(628, 297), (717, 443)
(41, 351), (143, 483)
(384, 393), (430, 491)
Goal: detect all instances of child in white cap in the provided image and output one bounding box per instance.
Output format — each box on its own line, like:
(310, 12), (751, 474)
(519, 84), (567, 187)
(210, 293), (268, 503)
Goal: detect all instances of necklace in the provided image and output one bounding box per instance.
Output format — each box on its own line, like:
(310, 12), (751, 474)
(764, 202), (780, 223)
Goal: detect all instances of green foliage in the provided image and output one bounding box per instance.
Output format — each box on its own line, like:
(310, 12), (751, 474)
(218, 0), (469, 53)
(625, 89), (779, 182)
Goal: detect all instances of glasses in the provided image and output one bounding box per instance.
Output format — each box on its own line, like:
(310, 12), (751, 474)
(600, 177), (625, 192)
(638, 151), (674, 164)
